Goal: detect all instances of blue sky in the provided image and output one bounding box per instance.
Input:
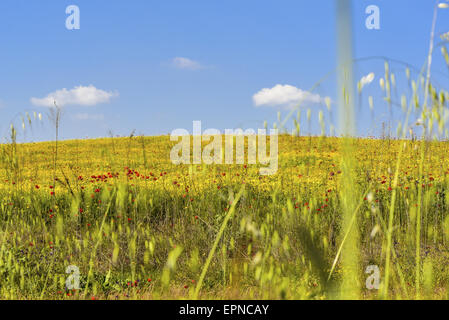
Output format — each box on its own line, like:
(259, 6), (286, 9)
(0, 0), (448, 141)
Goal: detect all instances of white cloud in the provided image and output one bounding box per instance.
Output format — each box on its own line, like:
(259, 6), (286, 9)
(73, 113), (104, 121)
(253, 84), (326, 109)
(172, 57), (202, 70)
(30, 85), (118, 107)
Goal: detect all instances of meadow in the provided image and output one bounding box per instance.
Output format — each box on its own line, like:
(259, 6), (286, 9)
(2, 131), (449, 300)
(0, 1), (448, 301)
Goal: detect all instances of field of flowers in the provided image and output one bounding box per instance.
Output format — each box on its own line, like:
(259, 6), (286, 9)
(1, 133), (449, 299)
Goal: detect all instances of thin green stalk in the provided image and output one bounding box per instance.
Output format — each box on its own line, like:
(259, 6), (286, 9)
(373, 204), (409, 299)
(415, 1), (439, 299)
(328, 185), (372, 281)
(383, 98), (414, 298)
(336, 0), (359, 300)
(84, 190), (116, 296)
(193, 187), (244, 300)
(415, 137), (425, 298)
